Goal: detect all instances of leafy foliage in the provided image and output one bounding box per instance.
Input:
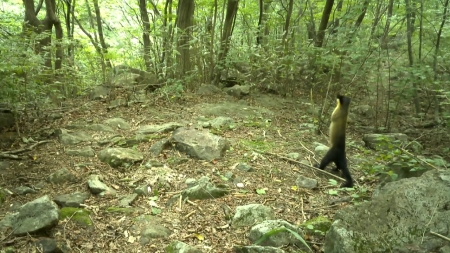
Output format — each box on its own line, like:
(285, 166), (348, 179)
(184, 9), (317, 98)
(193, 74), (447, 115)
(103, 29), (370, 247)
(360, 137), (448, 182)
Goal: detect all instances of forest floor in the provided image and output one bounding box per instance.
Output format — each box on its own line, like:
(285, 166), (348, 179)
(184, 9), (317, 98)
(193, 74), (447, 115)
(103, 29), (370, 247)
(0, 90), (447, 253)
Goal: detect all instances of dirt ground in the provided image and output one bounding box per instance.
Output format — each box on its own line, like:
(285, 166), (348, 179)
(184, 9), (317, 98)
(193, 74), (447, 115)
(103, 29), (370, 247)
(0, 91), (447, 253)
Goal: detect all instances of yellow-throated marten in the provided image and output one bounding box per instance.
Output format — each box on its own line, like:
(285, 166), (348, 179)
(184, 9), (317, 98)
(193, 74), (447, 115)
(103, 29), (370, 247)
(317, 95), (354, 188)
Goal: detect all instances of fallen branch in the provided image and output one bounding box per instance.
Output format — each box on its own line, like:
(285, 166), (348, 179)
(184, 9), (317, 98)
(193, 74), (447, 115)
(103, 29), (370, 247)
(0, 140), (51, 159)
(0, 153), (20, 160)
(255, 150), (346, 182)
(430, 231), (450, 242)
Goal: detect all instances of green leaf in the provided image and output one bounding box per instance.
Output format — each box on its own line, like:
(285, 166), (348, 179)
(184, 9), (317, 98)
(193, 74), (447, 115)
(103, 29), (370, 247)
(328, 179), (338, 186)
(256, 188), (266, 195)
(151, 207), (161, 215)
(328, 190), (338, 195)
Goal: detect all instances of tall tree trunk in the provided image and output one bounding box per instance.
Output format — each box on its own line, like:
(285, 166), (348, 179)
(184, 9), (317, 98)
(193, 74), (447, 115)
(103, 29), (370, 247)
(23, 0), (64, 71)
(214, 0), (239, 85)
(370, 0), (383, 39)
(64, 0), (76, 63)
(256, 0), (271, 46)
(23, 0), (65, 103)
(176, 0), (195, 78)
(282, 0), (294, 49)
(306, 0), (316, 40)
(354, 0), (369, 29)
(328, 0), (342, 35)
(209, 0), (218, 81)
(347, 0), (369, 44)
(379, 0), (394, 48)
(93, 0), (111, 70)
(257, 0), (264, 45)
(405, 0), (421, 115)
(161, 0), (174, 78)
(139, 0), (152, 72)
(275, 0), (293, 81)
(432, 0), (449, 122)
(315, 0), (334, 47)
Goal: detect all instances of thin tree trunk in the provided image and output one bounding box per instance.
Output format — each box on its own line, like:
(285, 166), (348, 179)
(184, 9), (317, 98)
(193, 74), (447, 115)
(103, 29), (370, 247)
(214, 0), (239, 84)
(92, 0), (111, 70)
(380, 0), (394, 47)
(257, 0), (263, 45)
(432, 0), (449, 122)
(209, 0), (218, 81)
(315, 0), (334, 47)
(405, 0), (421, 115)
(139, 0), (152, 72)
(176, 0), (195, 78)
(282, 0), (294, 49)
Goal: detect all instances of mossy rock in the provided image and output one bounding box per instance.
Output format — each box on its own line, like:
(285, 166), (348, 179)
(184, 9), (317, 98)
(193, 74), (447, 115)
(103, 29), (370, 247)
(60, 207), (93, 226)
(300, 216), (332, 236)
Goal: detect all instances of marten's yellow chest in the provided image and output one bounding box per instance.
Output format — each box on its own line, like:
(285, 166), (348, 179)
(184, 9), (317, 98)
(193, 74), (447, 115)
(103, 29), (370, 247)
(329, 104), (348, 145)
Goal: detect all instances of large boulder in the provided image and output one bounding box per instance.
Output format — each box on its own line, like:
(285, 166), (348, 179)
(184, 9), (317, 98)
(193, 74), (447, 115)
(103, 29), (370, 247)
(324, 169), (450, 253)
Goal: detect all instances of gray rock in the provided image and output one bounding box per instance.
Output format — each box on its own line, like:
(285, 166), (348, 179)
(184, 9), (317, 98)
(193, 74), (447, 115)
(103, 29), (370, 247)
(248, 220), (305, 248)
(232, 204), (275, 228)
(118, 193), (139, 207)
(324, 170), (450, 253)
(86, 123), (114, 132)
(197, 84), (222, 95)
(181, 177), (229, 200)
(87, 175), (116, 196)
(225, 85), (251, 98)
(362, 133), (408, 150)
(134, 185), (150, 196)
(35, 238), (60, 253)
(237, 163), (254, 172)
(5, 195), (59, 236)
(209, 116), (235, 129)
(107, 135), (148, 148)
(57, 129), (91, 145)
(185, 178), (197, 188)
(148, 138), (171, 157)
(66, 147), (95, 157)
(98, 148), (143, 169)
(295, 175), (318, 189)
(89, 85), (111, 100)
(143, 159), (163, 168)
(13, 186), (36, 195)
(48, 168), (76, 184)
(131, 215), (172, 245)
(137, 122), (183, 134)
(53, 192), (90, 207)
(233, 245), (285, 253)
(167, 240), (203, 253)
(34, 181), (46, 190)
(104, 118), (131, 130)
(111, 72), (140, 87)
(171, 127), (230, 161)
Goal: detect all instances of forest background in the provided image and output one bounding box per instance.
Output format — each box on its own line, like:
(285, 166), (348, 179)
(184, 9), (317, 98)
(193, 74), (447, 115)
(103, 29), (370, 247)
(0, 0), (449, 138)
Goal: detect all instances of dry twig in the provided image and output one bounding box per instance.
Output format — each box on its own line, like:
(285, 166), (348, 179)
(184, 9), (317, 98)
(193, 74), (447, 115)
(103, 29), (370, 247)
(255, 150), (346, 182)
